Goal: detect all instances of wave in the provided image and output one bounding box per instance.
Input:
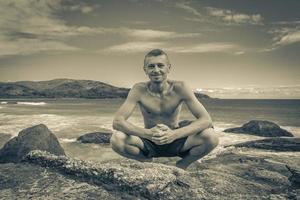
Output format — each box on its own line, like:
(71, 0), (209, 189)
(60, 138), (77, 143)
(0, 101), (7, 104)
(17, 102), (46, 106)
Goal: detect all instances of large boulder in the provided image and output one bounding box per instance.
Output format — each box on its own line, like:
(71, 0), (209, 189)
(0, 124), (65, 163)
(232, 137), (300, 151)
(224, 120), (293, 137)
(0, 133), (11, 148)
(77, 129), (112, 144)
(286, 165), (300, 187)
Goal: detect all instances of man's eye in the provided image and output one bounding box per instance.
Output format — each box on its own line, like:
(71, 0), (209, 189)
(148, 65), (155, 68)
(157, 64), (164, 68)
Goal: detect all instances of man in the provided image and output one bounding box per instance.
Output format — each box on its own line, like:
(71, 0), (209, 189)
(111, 49), (218, 169)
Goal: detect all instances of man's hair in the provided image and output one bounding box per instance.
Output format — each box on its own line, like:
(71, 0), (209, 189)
(144, 49), (170, 66)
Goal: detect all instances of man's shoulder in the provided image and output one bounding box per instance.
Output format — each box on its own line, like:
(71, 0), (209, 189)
(171, 80), (194, 99)
(132, 82), (147, 90)
(129, 82), (147, 95)
(171, 80), (190, 90)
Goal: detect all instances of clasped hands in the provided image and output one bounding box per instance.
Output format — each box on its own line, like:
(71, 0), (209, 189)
(149, 124), (176, 145)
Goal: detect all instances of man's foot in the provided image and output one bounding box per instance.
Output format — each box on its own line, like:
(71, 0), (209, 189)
(175, 160), (190, 170)
(136, 157), (154, 162)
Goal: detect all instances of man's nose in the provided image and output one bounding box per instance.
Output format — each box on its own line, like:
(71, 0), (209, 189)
(153, 65), (159, 72)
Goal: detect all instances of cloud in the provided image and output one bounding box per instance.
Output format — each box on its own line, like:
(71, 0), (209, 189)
(0, 0), (106, 56)
(277, 30), (300, 46)
(167, 43), (240, 53)
(121, 28), (200, 40)
(205, 7), (263, 25)
(0, 37), (79, 56)
(264, 26), (300, 50)
(197, 86), (300, 99)
(104, 41), (242, 54)
(104, 42), (166, 53)
(66, 3), (100, 14)
(175, 3), (263, 25)
(175, 2), (201, 17)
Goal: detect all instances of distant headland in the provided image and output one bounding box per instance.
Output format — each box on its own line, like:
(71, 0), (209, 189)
(0, 79), (211, 99)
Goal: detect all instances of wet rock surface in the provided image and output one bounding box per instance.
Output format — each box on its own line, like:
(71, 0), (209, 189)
(286, 165), (300, 187)
(0, 162), (125, 200)
(0, 124), (65, 163)
(0, 133), (11, 148)
(224, 120), (294, 137)
(23, 150), (201, 200)
(232, 137), (300, 151)
(77, 129), (112, 144)
(19, 148), (300, 200)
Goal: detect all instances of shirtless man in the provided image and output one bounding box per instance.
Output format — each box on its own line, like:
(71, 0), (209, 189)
(111, 49), (218, 169)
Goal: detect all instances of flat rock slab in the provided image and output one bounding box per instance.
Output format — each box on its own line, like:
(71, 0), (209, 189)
(232, 137), (300, 151)
(0, 163), (126, 200)
(22, 148), (300, 199)
(24, 150), (203, 200)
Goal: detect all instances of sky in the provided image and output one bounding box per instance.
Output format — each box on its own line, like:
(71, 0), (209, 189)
(0, 0), (299, 98)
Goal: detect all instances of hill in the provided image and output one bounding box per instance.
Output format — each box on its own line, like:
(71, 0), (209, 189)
(0, 79), (211, 99)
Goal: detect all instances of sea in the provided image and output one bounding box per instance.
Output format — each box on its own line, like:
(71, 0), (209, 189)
(0, 99), (299, 163)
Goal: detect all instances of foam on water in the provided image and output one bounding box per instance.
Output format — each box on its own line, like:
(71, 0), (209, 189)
(213, 122), (237, 132)
(282, 126), (300, 137)
(60, 138), (77, 143)
(0, 101), (7, 104)
(0, 113), (115, 138)
(17, 102), (46, 106)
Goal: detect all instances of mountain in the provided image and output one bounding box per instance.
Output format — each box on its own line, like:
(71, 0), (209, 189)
(0, 79), (129, 99)
(0, 79), (211, 99)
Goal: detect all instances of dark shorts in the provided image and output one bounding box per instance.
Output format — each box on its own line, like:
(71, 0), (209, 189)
(141, 120), (194, 158)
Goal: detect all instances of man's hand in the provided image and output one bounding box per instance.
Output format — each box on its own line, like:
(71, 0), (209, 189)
(150, 124), (176, 145)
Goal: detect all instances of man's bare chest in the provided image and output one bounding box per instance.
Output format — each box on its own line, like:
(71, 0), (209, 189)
(139, 94), (182, 115)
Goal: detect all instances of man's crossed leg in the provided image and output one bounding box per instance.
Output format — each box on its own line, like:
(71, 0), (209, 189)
(110, 126), (218, 169)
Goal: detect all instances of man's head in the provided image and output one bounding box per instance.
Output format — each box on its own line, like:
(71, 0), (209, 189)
(143, 49), (171, 83)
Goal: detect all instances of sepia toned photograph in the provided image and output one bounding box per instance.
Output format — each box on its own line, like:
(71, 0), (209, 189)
(0, 0), (299, 199)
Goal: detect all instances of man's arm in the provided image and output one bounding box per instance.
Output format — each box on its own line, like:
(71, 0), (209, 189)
(112, 84), (153, 139)
(172, 81), (213, 139)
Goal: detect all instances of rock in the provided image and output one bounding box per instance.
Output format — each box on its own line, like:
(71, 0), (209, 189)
(0, 162), (123, 199)
(224, 120), (293, 137)
(24, 150), (203, 199)
(22, 148), (300, 199)
(77, 129), (112, 144)
(195, 148), (300, 199)
(0, 134), (11, 148)
(232, 138), (300, 151)
(286, 165), (300, 187)
(0, 124), (65, 163)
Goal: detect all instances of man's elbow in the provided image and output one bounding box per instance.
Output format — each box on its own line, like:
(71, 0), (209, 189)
(112, 117), (124, 131)
(204, 116), (213, 129)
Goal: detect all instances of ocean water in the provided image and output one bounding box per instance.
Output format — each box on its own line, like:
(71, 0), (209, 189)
(0, 99), (299, 162)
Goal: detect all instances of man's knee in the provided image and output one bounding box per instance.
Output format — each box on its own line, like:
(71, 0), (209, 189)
(110, 131), (144, 154)
(110, 131), (127, 153)
(198, 128), (219, 149)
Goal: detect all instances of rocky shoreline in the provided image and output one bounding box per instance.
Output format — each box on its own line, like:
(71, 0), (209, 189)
(0, 121), (300, 199)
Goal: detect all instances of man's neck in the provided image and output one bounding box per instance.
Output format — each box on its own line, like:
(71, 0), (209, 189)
(148, 80), (170, 94)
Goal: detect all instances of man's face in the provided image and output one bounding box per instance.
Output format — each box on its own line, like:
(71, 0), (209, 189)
(144, 55), (171, 83)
